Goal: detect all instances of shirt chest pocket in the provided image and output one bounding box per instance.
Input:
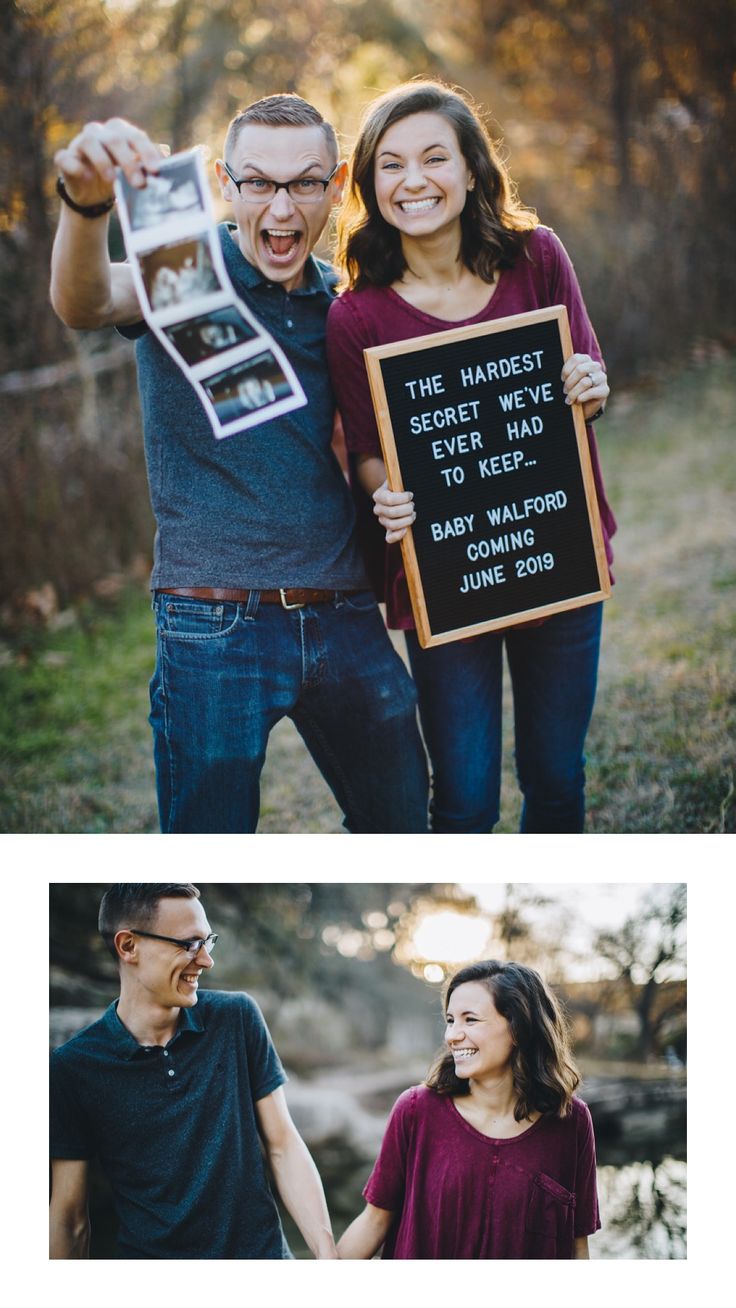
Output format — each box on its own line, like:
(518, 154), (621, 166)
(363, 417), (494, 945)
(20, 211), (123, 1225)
(524, 1172), (576, 1259)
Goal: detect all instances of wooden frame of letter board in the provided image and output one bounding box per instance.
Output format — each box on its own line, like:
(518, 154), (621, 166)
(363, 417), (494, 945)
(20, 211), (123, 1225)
(364, 304), (611, 648)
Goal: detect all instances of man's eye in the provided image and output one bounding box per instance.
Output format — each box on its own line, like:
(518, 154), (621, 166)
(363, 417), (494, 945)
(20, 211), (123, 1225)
(293, 179), (320, 193)
(245, 178), (270, 190)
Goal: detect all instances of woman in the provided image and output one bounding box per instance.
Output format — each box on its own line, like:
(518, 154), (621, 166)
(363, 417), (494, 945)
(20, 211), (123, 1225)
(338, 960), (600, 1259)
(326, 81), (616, 833)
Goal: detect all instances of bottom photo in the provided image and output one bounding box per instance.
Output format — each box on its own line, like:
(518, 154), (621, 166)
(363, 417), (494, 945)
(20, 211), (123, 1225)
(49, 880), (686, 1261)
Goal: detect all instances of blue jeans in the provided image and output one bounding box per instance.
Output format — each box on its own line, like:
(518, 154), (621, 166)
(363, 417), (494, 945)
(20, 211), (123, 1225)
(405, 602), (603, 834)
(150, 590), (428, 833)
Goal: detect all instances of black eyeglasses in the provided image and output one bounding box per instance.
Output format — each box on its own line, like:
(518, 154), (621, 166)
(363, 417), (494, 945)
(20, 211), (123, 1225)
(128, 929), (218, 956)
(222, 160), (341, 203)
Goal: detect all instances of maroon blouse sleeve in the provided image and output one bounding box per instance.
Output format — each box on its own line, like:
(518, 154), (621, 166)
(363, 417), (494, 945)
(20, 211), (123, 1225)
(362, 1087), (417, 1211)
(574, 1099), (602, 1237)
(541, 229), (605, 367)
(326, 295), (384, 458)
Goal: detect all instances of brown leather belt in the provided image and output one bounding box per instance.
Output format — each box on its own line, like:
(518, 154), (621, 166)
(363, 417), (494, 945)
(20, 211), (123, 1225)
(157, 586), (357, 609)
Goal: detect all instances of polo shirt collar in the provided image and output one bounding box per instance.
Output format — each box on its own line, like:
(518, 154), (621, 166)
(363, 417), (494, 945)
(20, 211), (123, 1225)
(103, 998), (206, 1060)
(220, 222), (335, 299)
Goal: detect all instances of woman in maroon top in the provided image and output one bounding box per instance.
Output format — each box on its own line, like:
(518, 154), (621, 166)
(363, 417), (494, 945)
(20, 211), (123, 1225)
(327, 80), (616, 834)
(338, 960), (600, 1259)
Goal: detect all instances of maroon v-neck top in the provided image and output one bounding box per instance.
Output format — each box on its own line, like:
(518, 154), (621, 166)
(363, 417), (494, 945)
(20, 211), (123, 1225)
(327, 226), (617, 629)
(363, 1085), (600, 1259)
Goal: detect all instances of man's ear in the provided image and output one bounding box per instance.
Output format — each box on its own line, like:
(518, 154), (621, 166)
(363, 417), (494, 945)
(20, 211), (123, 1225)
(214, 159), (234, 202)
(115, 930), (138, 966)
(330, 160), (349, 206)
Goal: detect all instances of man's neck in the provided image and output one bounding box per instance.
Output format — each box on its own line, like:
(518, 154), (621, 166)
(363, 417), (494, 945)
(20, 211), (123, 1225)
(117, 992), (182, 1047)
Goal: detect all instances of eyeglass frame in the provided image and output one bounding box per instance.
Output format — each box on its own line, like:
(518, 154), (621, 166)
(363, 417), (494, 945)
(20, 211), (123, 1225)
(126, 928), (219, 955)
(221, 159), (342, 203)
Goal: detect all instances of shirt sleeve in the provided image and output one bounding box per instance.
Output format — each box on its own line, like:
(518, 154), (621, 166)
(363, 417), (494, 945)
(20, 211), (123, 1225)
(326, 296), (384, 459)
(240, 994), (287, 1102)
(574, 1099), (602, 1237)
(541, 229), (605, 368)
(50, 1052), (96, 1160)
(362, 1087), (417, 1212)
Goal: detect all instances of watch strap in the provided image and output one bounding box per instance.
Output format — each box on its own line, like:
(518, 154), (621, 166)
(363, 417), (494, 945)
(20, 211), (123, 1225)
(56, 175), (116, 218)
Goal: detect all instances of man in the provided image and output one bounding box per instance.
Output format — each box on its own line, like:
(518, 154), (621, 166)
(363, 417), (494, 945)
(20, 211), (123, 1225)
(50, 97), (428, 833)
(50, 883), (337, 1259)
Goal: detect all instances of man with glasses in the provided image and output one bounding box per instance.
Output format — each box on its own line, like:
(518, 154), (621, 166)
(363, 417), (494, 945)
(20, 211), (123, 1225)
(50, 882), (338, 1259)
(50, 96), (428, 834)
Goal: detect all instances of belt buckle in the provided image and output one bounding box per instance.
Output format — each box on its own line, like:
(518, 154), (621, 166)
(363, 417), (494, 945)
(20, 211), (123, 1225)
(279, 588), (305, 610)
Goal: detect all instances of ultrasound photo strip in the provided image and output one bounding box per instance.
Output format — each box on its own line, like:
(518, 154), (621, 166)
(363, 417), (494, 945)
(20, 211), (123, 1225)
(115, 147), (307, 438)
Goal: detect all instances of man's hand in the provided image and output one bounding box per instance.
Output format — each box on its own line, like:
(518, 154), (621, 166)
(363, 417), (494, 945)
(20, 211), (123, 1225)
(54, 118), (165, 209)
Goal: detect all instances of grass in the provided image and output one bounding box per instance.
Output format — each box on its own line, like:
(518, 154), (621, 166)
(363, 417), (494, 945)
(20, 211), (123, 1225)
(1, 357), (733, 833)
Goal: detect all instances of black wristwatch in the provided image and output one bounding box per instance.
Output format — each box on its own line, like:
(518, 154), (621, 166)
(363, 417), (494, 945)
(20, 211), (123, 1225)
(587, 405), (606, 422)
(56, 175), (116, 219)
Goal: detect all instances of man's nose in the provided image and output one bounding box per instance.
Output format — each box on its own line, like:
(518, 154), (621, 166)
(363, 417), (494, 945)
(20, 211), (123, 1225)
(195, 943), (215, 969)
(268, 184), (297, 219)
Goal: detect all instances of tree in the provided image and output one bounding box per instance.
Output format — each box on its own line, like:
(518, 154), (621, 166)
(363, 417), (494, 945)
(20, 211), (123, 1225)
(595, 884), (686, 1061)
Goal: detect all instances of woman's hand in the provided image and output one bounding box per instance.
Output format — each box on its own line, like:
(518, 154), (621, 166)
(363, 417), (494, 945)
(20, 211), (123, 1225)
(562, 353), (609, 422)
(373, 480), (416, 544)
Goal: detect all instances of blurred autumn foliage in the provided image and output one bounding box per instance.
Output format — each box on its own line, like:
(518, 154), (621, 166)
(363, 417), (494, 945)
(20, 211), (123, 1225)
(1, 0), (735, 607)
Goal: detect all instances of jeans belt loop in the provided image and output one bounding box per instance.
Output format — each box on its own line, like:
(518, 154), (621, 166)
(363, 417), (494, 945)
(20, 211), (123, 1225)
(279, 588), (306, 609)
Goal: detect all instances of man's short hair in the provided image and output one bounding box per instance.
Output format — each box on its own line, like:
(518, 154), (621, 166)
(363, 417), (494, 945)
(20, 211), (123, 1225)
(224, 94), (339, 166)
(98, 883), (200, 960)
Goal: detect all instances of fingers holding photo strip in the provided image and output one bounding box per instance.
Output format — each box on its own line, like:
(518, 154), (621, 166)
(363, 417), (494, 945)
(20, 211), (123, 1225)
(114, 147), (307, 438)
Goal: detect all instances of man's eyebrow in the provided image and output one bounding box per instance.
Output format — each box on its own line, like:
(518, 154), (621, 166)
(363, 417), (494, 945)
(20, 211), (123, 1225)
(235, 159), (326, 175)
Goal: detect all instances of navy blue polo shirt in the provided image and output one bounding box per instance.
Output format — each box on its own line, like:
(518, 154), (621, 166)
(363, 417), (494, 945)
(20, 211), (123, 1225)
(50, 990), (290, 1259)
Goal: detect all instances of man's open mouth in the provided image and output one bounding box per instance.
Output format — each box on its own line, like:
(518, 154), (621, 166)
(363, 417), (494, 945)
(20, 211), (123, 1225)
(262, 229), (302, 261)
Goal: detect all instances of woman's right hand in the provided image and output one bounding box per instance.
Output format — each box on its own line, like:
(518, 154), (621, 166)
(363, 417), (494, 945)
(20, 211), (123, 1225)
(373, 480), (416, 544)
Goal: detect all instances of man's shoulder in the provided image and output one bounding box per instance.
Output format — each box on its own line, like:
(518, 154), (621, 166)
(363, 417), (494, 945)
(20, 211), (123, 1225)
(51, 1005), (116, 1066)
(197, 988), (264, 1022)
(311, 255), (339, 295)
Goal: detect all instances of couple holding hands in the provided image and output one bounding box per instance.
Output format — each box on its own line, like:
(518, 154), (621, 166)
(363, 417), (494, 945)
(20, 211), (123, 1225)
(51, 75), (614, 836)
(50, 884), (600, 1259)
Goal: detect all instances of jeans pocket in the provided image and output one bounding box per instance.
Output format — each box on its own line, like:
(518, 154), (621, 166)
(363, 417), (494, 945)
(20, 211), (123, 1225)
(155, 597), (240, 641)
(339, 589), (379, 614)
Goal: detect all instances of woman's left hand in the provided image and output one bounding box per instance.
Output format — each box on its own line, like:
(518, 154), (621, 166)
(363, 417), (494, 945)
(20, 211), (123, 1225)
(562, 353), (609, 421)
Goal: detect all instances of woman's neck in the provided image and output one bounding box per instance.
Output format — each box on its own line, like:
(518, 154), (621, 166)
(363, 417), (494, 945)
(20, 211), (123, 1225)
(398, 226), (466, 288)
(466, 1068), (519, 1119)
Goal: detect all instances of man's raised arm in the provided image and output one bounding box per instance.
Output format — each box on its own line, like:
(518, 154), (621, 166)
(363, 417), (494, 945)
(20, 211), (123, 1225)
(50, 119), (163, 329)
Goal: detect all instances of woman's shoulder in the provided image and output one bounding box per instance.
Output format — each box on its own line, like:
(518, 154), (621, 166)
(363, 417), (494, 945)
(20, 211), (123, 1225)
(391, 1083), (440, 1116)
(567, 1095), (596, 1131)
(330, 283), (392, 315)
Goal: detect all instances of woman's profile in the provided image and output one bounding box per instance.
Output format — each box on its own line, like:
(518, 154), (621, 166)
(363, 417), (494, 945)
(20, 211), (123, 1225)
(327, 80), (617, 833)
(338, 959), (600, 1259)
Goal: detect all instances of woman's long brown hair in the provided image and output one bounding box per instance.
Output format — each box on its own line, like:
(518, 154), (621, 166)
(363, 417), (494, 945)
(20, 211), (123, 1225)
(335, 79), (538, 291)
